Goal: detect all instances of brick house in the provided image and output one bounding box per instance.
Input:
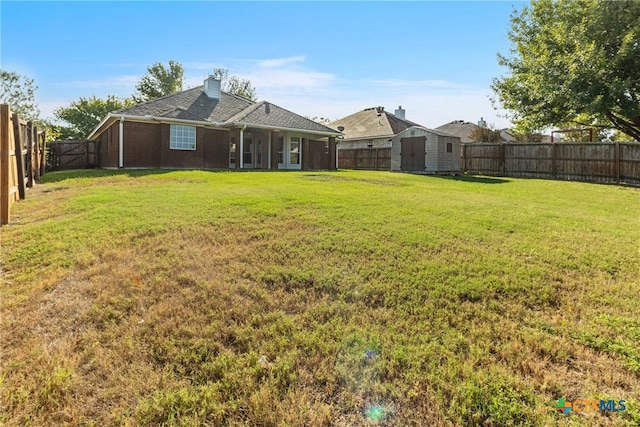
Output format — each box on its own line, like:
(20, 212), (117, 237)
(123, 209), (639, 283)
(88, 77), (340, 170)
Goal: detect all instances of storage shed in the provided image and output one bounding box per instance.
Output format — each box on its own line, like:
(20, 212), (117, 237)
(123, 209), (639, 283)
(390, 126), (461, 174)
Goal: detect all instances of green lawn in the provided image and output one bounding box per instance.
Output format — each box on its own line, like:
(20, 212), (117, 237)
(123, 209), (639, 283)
(1, 170), (639, 426)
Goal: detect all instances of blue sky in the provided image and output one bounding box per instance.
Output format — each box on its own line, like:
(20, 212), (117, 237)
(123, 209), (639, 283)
(1, 1), (525, 128)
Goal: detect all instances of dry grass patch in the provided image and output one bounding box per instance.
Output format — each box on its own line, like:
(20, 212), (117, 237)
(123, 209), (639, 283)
(1, 170), (639, 426)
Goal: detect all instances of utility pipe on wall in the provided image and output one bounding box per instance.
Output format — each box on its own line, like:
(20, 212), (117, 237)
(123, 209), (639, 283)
(119, 116), (124, 168)
(239, 124), (246, 169)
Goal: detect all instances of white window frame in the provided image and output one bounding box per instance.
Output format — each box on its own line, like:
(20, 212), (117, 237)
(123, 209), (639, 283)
(170, 124), (196, 150)
(289, 136), (302, 169)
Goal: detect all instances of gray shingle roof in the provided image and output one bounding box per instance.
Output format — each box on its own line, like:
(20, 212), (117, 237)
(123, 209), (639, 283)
(116, 87), (253, 123)
(435, 120), (479, 143)
(114, 86), (339, 134)
(395, 126), (459, 139)
(329, 107), (423, 140)
(233, 101), (339, 134)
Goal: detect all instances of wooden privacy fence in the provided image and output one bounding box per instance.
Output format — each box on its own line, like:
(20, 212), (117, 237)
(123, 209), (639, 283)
(0, 104), (46, 224)
(462, 142), (640, 185)
(48, 140), (96, 171)
(338, 148), (391, 170)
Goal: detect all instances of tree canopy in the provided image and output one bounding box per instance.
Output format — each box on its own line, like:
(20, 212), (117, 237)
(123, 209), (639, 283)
(469, 125), (502, 143)
(134, 61), (184, 102)
(212, 67), (257, 101)
(492, 0), (640, 141)
(54, 95), (134, 139)
(0, 70), (40, 121)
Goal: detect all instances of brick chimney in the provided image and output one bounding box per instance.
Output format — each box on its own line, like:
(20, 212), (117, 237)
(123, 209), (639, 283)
(394, 106), (405, 120)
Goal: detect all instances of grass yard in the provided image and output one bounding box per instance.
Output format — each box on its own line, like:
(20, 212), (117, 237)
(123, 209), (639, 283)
(1, 169), (639, 426)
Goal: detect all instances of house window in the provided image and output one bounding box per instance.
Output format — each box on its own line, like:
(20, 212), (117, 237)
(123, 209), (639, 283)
(446, 142), (453, 153)
(290, 136), (301, 165)
(325, 141), (329, 154)
(170, 125), (196, 150)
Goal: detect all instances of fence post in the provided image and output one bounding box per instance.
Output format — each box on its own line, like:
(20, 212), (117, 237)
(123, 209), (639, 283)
(462, 143), (466, 173)
(39, 131), (46, 176)
(12, 114), (26, 199)
(615, 142), (620, 183)
(26, 121), (34, 187)
(500, 142), (506, 176)
(354, 149), (358, 170)
(1, 105), (9, 224)
(552, 143), (557, 179)
(33, 125), (40, 180)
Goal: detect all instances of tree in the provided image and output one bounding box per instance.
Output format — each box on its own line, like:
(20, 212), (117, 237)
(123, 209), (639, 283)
(0, 70), (40, 120)
(212, 67), (257, 101)
(54, 95), (134, 139)
(469, 124), (502, 143)
(492, 0), (640, 141)
(134, 60), (184, 102)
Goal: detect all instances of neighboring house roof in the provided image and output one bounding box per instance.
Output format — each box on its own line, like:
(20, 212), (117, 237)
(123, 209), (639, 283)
(435, 120), (521, 143)
(89, 85), (339, 139)
(435, 120), (480, 143)
(330, 107), (423, 141)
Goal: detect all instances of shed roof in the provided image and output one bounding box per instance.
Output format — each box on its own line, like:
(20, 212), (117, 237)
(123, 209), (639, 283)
(393, 126), (460, 140)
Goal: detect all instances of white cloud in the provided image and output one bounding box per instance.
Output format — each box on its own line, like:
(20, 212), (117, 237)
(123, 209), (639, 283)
(52, 75), (139, 90)
(366, 78), (468, 91)
(39, 99), (74, 121)
(256, 56), (306, 68)
(39, 56), (512, 129)
(259, 80), (510, 130)
(244, 69), (335, 91)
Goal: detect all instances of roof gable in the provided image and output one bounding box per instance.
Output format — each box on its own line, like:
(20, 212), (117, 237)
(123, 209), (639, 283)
(435, 120), (480, 143)
(109, 86), (339, 135)
(330, 107), (423, 140)
(232, 102), (339, 134)
(116, 87), (253, 123)
(394, 126), (459, 139)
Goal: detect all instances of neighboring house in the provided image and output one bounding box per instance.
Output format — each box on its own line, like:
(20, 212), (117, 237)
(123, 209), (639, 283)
(330, 106), (423, 149)
(88, 76), (341, 171)
(435, 119), (518, 143)
(390, 126), (461, 174)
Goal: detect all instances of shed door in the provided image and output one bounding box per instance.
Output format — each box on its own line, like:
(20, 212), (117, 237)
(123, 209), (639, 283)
(400, 136), (426, 171)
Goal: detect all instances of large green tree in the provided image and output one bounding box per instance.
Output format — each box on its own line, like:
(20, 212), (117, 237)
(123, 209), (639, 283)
(0, 70), (40, 121)
(492, 0), (640, 141)
(134, 60), (184, 102)
(212, 67), (257, 101)
(54, 95), (134, 139)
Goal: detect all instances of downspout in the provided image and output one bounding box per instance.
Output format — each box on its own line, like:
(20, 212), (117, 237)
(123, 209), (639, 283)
(119, 115), (124, 168)
(239, 124), (246, 170)
(268, 131), (271, 170)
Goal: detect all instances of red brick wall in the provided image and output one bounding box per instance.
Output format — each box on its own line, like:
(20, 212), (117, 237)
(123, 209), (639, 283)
(96, 120), (333, 170)
(123, 122), (159, 167)
(306, 139), (331, 170)
(202, 128), (230, 169)
(97, 122), (119, 168)
(97, 121), (231, 169)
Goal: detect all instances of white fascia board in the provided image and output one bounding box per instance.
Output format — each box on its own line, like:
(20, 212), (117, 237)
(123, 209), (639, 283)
(87, 113), (228, 139)
(231, 121), (341, 138)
